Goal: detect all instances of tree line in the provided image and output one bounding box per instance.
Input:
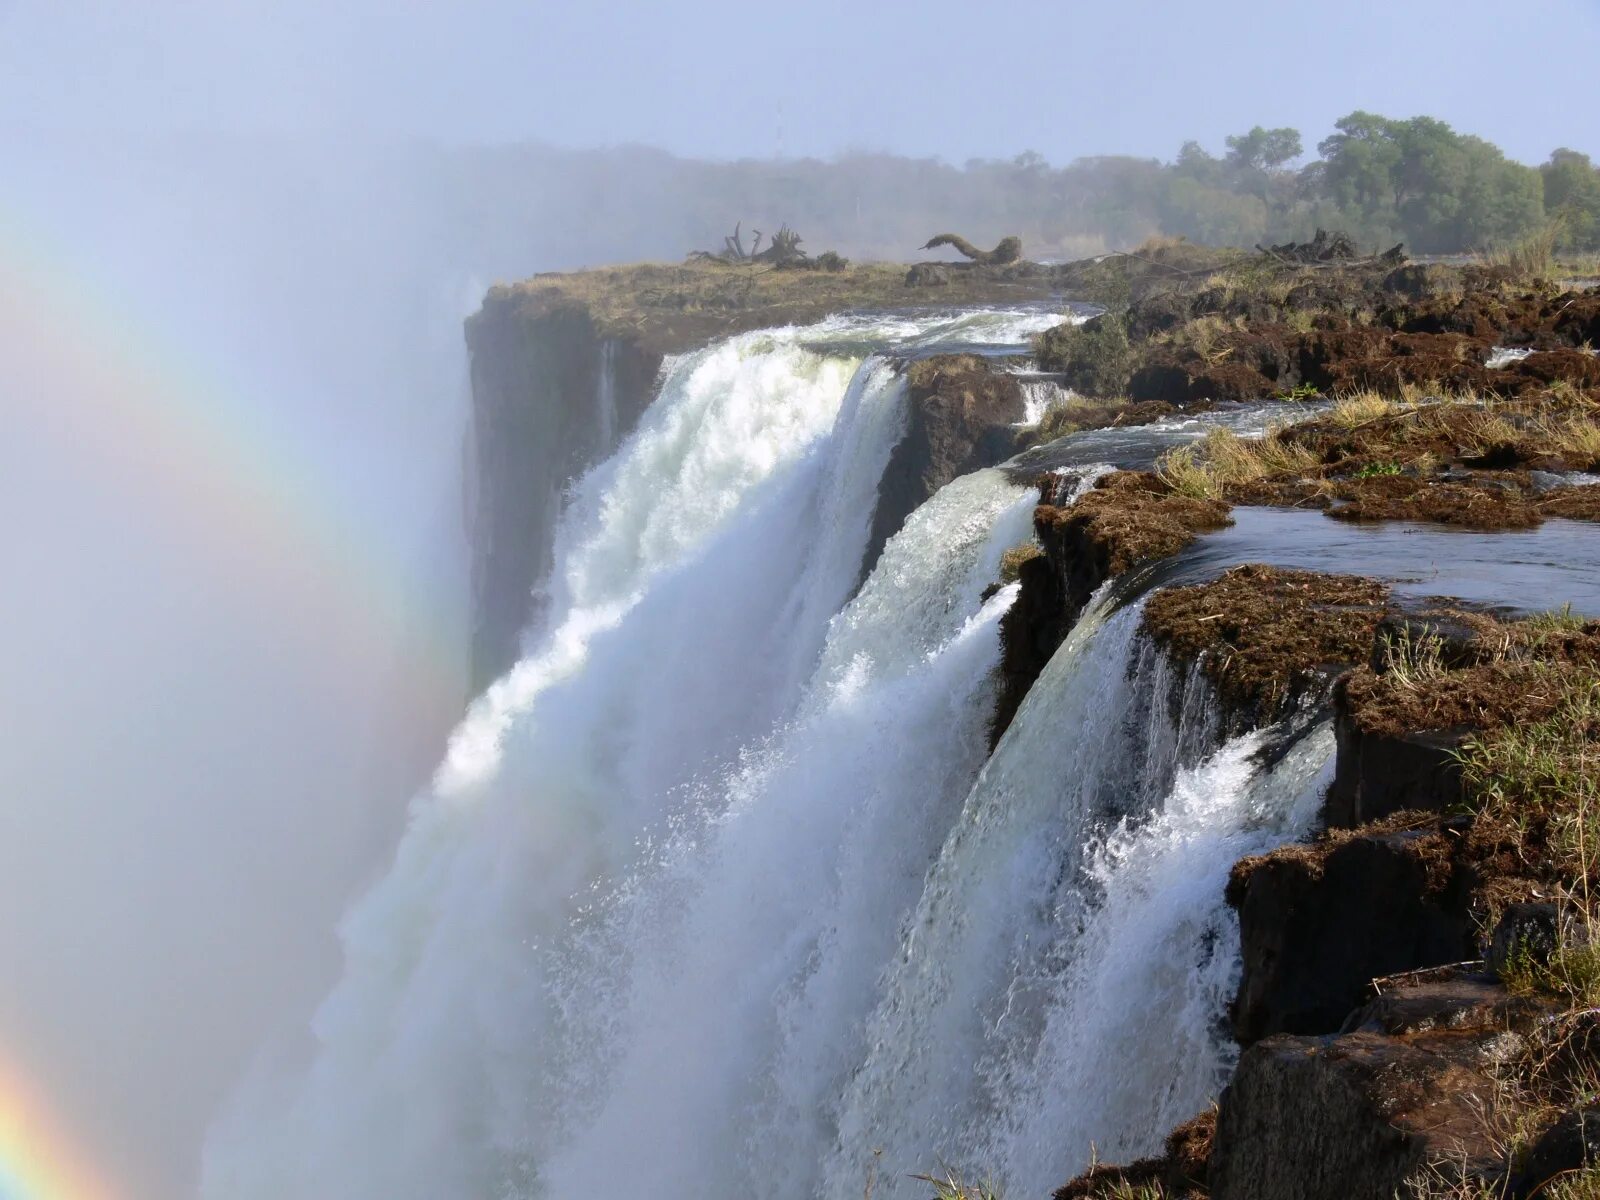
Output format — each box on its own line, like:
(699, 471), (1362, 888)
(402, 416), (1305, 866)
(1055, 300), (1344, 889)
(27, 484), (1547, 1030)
(442, 111), (1600, 269)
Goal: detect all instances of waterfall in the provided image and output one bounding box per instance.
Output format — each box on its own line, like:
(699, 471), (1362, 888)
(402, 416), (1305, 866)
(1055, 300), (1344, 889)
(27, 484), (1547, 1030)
(206, 310), (1338, 1200)
(204, 318), (910, 1199)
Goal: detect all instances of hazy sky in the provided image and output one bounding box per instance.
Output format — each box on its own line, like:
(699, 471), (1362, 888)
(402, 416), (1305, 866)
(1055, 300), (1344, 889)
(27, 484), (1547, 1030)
(2, 0), (1597, 163)
(2, 4), (1598, 1198)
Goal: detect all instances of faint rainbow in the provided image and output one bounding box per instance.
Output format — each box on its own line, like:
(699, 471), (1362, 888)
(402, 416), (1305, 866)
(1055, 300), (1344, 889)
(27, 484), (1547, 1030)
(0, 1048), (117, 1200)
(0, 200), (467, 707)
(0, 201), (470, 1196)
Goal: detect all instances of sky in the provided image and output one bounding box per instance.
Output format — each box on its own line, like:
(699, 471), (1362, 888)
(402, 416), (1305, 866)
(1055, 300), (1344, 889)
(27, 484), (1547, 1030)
(0, 3), (1597, 1198)
(1, 0), (1597, 163)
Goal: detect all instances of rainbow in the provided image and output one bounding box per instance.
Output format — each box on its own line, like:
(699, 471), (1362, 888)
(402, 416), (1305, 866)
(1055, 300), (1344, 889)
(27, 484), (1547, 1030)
(0, 184), (470, 1195)
(0, 1049), (117, 1200)
(0, 198), (466, 710)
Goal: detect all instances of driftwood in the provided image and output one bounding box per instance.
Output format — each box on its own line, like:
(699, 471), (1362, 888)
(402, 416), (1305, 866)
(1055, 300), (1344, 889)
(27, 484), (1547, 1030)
(691, 221), (812, 267)
(1256, 228), (1406, 268)
(920, 233), (1023, 266)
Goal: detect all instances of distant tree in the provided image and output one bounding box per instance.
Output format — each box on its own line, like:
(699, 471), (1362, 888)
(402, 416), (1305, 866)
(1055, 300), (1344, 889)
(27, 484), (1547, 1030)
(1173, 140), (1225, 186)
(1542, 148), (1600, 250)
(1225, 126), (1303, 172)
(1316, 111), (1543, 252)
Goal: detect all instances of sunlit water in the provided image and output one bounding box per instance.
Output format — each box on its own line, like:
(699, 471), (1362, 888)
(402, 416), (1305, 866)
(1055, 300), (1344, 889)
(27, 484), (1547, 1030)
(206, 310), (1600, 1199)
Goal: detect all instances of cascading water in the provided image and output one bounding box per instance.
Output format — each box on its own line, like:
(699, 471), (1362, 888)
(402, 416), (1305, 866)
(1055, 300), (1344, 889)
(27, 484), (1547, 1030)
(206, 308), (1341, 1200)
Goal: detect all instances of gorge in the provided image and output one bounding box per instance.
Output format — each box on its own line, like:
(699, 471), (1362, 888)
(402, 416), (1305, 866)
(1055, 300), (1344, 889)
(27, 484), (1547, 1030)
(206, 251), (1600, 1200)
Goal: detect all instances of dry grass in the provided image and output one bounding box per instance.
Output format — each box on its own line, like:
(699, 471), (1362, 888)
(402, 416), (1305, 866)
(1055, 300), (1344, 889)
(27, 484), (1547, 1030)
(1155, 427), (1320, 499)
(1537, 413), (1600, 465)
(998, 541), (1043, 584)
(1481, 219), (1567, 281)
(1327, 389), (1405, 428)
(1038, 394), (1128, 441)
(1159, 314), (1243, 365)
(910, 1166), (1003, 1200)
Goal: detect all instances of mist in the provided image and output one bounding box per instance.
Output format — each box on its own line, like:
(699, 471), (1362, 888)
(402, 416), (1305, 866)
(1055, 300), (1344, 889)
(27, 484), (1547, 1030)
(1, 3), (1596, 1197)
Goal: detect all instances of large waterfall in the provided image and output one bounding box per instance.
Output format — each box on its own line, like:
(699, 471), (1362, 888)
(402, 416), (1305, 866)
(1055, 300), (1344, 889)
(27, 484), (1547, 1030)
(203, 312), (1335, 1200)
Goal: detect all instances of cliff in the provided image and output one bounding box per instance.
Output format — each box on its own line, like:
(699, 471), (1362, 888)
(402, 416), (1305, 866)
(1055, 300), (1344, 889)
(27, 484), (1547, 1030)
(463, 259), (1067, 689)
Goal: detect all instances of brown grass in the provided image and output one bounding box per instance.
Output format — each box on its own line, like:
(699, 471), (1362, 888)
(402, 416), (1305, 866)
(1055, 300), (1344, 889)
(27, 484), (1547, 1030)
(1143, 565), (1388, 719)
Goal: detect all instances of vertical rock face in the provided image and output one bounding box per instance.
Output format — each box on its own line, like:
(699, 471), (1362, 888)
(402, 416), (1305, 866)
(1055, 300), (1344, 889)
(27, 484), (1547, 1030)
(1226, 828), (1478, 1043)
(864, 354), (1025, 573)
(464, 297), (659, 691)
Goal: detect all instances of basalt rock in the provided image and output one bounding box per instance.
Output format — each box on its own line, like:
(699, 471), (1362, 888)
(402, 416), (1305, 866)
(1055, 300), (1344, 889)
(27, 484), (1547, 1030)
(1324, 705), (1467, 828)
(1227, 823), (1478, 1044)
(866, 354), (1026, 575)
(1513, 1107), (1600, 1197)
(465, 299), (660, 691)
(992, 472), (1231, 741)
(1209, 1016), (1510, 1200)
(1086, 968), (1550, 1200)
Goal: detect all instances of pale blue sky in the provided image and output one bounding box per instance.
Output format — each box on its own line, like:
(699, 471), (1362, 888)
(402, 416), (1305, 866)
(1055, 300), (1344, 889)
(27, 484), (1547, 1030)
(3, 0), (1598, 163)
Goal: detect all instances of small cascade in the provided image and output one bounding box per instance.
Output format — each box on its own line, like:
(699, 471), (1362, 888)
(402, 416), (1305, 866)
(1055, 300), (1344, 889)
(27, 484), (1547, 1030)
(820, 602), (1334, 1196)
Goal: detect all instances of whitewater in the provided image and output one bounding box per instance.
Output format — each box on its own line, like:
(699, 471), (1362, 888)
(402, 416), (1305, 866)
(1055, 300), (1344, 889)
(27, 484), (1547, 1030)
(203, 309), (1336, 1199)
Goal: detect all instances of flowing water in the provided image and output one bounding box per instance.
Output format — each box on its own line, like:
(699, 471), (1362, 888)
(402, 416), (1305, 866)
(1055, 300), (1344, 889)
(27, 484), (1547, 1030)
(206, 309), (1600, 1200)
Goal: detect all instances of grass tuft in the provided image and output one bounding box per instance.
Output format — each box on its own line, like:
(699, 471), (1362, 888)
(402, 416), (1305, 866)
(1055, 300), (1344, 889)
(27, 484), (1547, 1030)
(909, 1166), (1002, 1200)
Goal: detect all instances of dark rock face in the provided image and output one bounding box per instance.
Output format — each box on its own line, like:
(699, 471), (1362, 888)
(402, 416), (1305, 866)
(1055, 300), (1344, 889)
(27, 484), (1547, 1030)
(1487, 902), (1560, 977)
(1071, 968), (1553, 1200)
(992, 472), (1231, 741)
(464, 299), (659, 691)
(1515, 1108), (1600, 1197)
(1227, 828), (1477, 1044)
(865, 354), (1024, 574)
(1323, 707), (1467, 829)
(1208, 1024), (1504, 1200)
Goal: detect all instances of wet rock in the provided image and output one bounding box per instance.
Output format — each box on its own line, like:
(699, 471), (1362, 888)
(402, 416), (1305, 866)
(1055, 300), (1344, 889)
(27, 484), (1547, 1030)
(1227, 826), (1477, 1043)
(866, 355), (1025, 574)
(465, 300), (661, 691)
(993, 472), (1230, 741)
(1324, 705), (1468, 827)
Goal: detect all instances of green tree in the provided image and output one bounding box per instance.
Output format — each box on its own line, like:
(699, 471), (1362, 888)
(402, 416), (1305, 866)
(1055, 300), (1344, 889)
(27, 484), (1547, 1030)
(1315, 111), (1543, 252)
(1542, 148), (1600, 250)
(1224, 126), (1303, 172)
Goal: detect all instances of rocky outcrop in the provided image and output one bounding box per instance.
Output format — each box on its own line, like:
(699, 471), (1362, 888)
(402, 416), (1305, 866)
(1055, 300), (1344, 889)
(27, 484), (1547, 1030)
(866, 355), (1026, 572)
(1226, 824), (1478, 1043)
(1064, 964), (1554, 1200)
(465, 261), (1082, 690)
(992, 472), (1231, 740)
(1209, 1011), (1508, 1200)
(1323, 710), (1467, 828)
(1142, 566), (1388, 733)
